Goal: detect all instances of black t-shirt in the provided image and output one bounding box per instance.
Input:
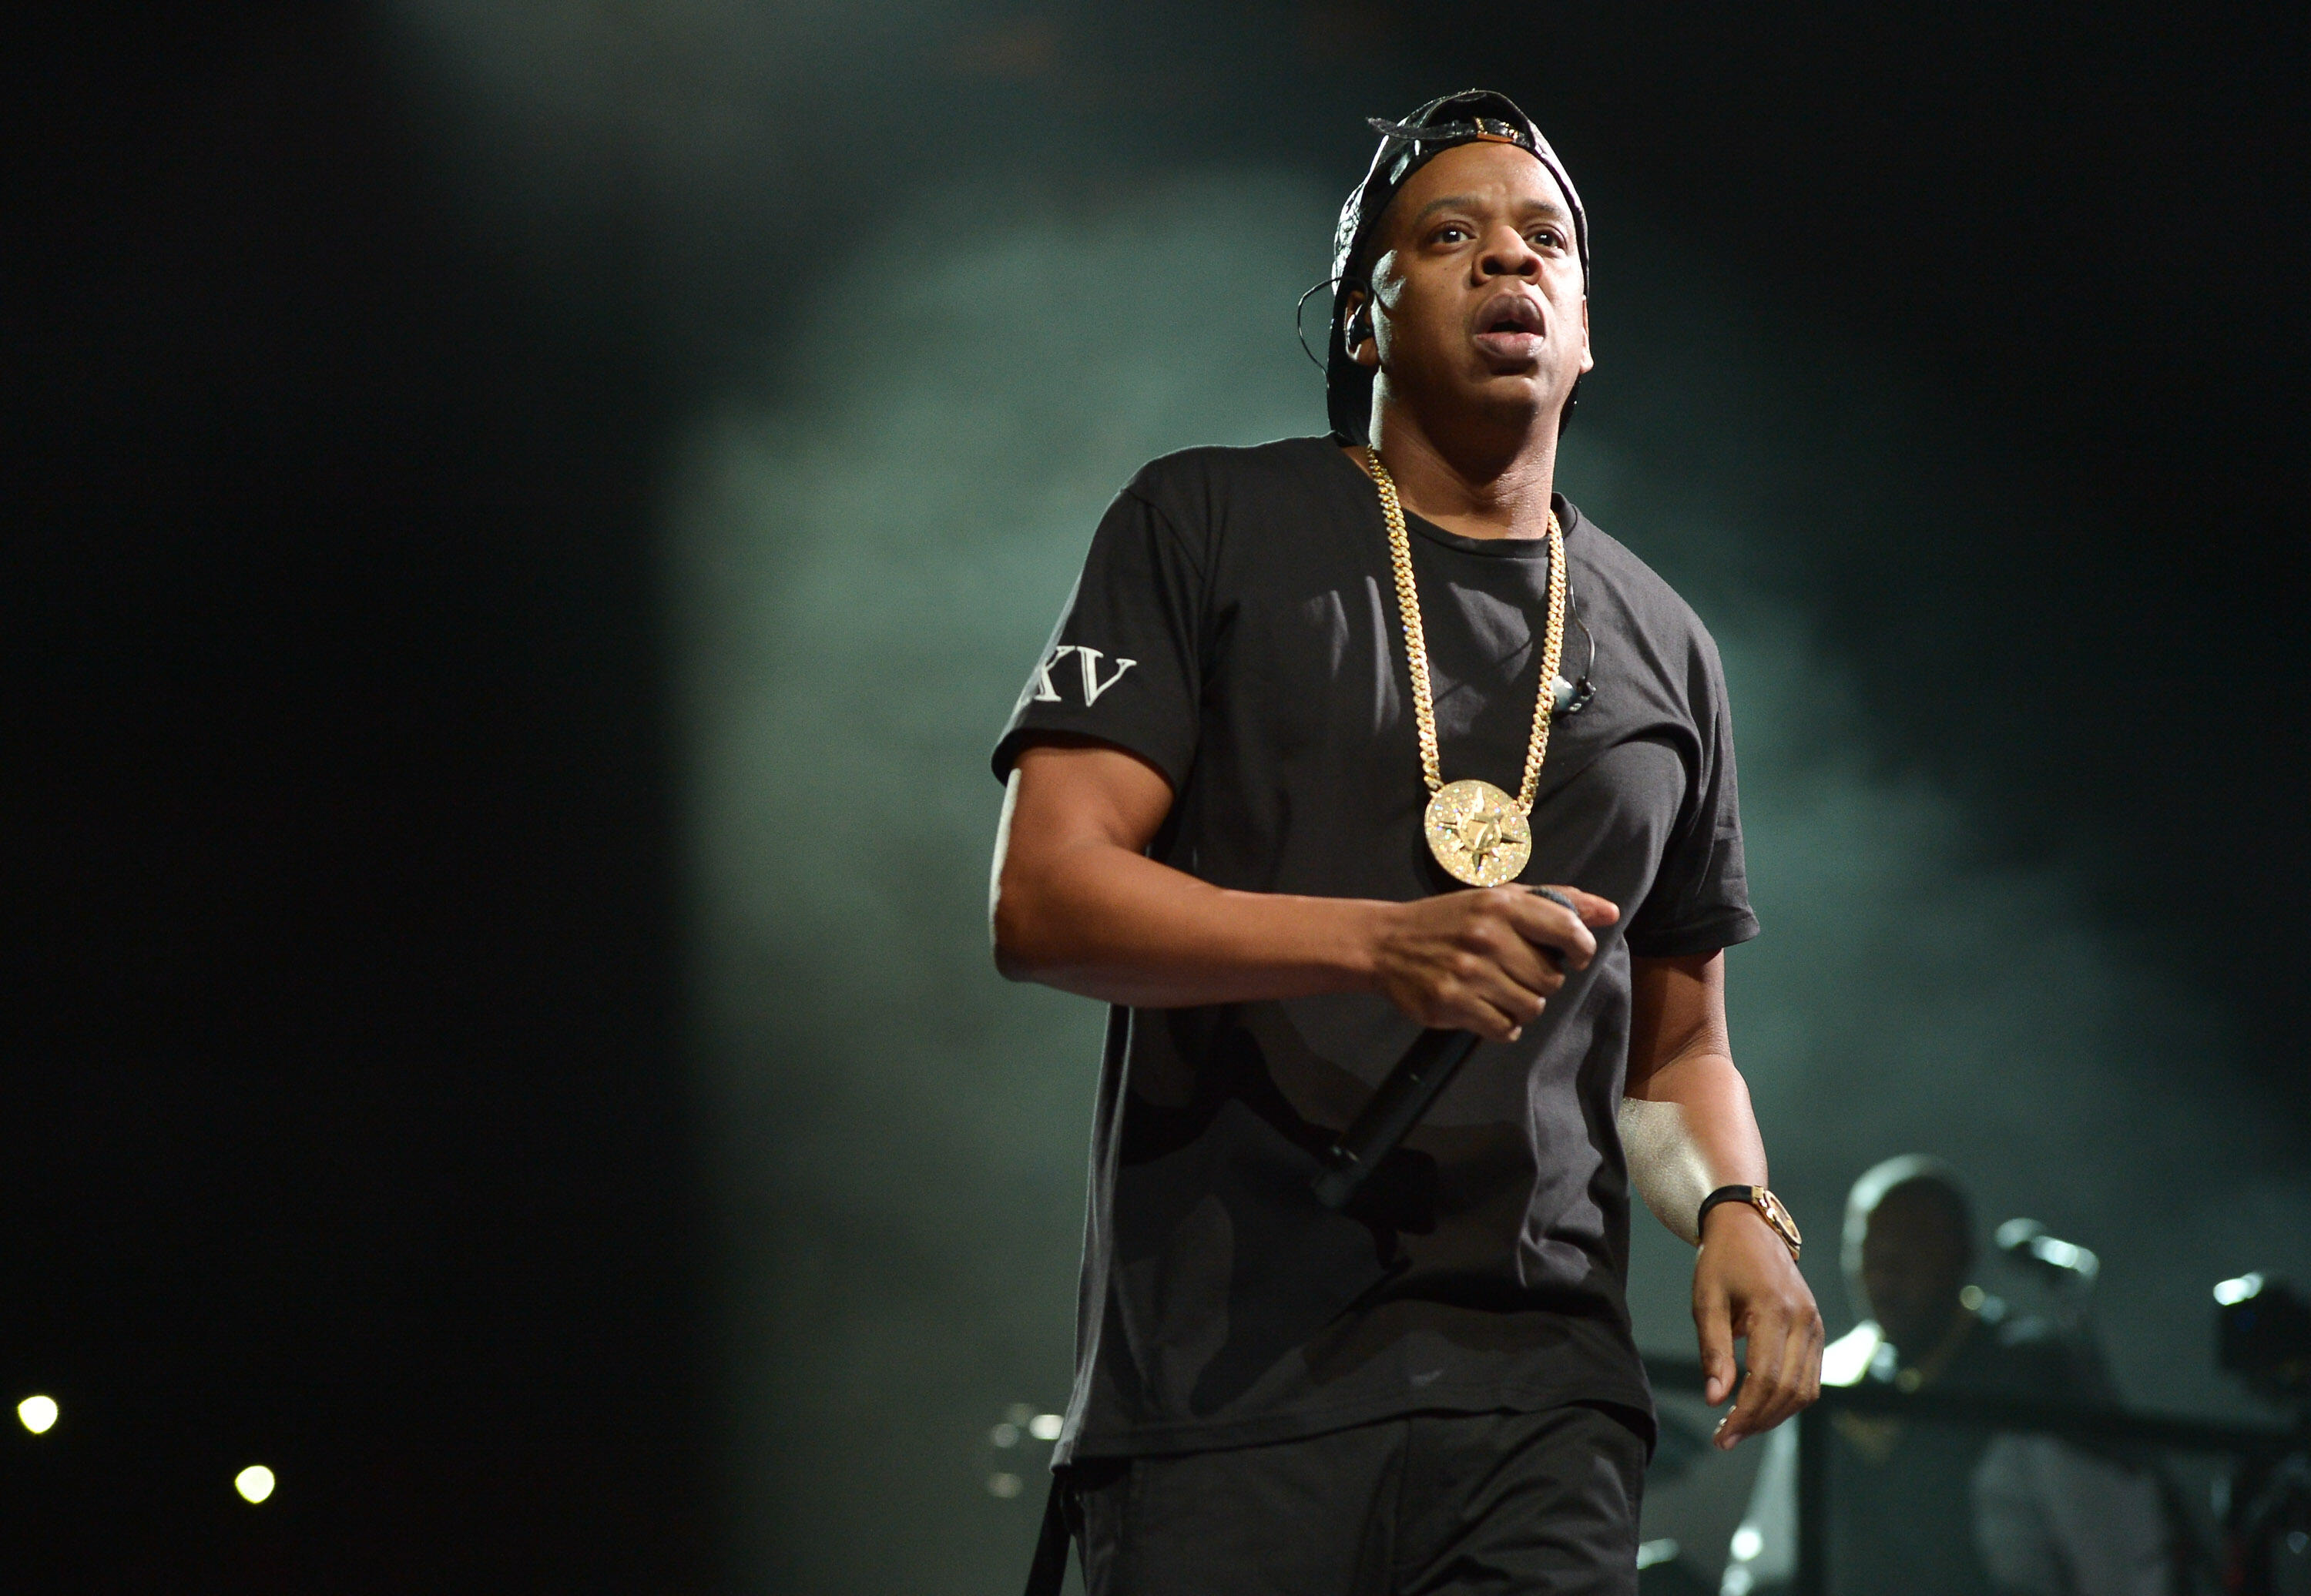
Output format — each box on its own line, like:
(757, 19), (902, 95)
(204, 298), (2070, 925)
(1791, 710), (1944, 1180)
(993, 435), (1758, 1462)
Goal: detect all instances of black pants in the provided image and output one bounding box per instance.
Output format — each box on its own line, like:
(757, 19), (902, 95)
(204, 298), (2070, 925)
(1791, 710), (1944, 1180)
(1065, 1406), (1647, 1596)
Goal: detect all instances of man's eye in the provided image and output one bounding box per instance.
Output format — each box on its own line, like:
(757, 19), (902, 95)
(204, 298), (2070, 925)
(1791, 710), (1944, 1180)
(1434, 225), (1472, 244)
(1530, 229), (1563, 249)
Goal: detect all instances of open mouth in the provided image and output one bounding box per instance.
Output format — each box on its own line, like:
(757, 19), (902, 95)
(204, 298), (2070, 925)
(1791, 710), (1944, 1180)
(1481, 302), (1542, 335)
(1473, 293), (1545, 354)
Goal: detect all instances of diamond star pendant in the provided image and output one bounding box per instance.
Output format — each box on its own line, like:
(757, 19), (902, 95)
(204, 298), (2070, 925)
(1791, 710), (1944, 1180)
(1424, 779), (1532, 886)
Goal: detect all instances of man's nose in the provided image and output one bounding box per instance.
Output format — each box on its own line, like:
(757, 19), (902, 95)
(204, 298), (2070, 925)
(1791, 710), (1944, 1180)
(1477, 225), (1541, 278)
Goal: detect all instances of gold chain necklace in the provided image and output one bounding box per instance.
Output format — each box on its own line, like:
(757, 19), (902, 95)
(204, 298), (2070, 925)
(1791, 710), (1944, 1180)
(1367, 448), (1566, 887)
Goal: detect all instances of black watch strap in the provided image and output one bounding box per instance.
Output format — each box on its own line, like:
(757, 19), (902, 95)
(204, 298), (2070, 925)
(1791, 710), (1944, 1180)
(1699, 1185), (1803, 1260)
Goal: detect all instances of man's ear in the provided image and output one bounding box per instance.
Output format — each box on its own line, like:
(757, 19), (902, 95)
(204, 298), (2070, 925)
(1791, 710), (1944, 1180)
(1578, 297), (1595, 376)
(1343, 285), (1380, 371)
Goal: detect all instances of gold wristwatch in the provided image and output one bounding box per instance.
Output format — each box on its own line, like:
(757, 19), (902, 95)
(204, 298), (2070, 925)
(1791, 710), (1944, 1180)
(1698, 1185), (1802, 1261)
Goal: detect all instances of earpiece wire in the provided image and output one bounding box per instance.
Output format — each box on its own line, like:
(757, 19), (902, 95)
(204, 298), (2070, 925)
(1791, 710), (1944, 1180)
(1294, 277), (1345, 372)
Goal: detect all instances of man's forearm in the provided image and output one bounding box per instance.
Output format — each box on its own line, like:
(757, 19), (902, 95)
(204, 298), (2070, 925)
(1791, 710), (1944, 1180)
(992, 778), (1387, 1007)
(992, 746), (1612, 1037)
(1619, 1049), (1767, 1244)
(1622, 955), (1819, 1436)
(997, 844), (1389, 1008)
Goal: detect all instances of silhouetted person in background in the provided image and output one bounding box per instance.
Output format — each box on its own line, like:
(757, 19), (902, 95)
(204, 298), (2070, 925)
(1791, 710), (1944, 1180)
(1722, 1156), (2172, 1596)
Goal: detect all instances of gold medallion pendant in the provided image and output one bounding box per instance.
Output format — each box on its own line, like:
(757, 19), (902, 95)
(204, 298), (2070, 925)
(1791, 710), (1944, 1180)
(1424, 778), (1533, 886)
(1364, 448), (1568, 889)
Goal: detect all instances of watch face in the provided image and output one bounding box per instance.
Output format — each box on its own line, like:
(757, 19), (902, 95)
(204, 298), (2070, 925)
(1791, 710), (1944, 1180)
(1757, 1189), (1803, 1253)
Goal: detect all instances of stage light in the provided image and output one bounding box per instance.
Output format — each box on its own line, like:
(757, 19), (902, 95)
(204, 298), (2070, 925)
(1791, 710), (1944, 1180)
(16, 1396), (57, 1434)
(989, 1421), (1020, 1447)
(1730, 1526), (1763, 1561)
(235, 1465), (276, 1504)
(2215, 1272), (2266, 1306)
(1027, 1413), (1062, 1441)
(987, 1472), (1022, 1498)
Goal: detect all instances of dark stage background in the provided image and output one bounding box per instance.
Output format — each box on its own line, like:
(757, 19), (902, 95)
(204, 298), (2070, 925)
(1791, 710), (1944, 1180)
(8, 3), (2306, 1591)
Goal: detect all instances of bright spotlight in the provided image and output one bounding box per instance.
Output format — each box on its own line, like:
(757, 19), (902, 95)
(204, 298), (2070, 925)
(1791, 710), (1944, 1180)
(16, 1396), (58, 1435)
(1636, 1538), (1682, 1570)
(1027, 1413), (1063, 1441)
(2215, 1272), (2266, 1307)
(235, 1465), (277, 1504)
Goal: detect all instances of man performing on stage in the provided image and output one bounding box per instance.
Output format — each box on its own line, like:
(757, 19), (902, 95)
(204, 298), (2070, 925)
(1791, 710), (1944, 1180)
(989, 90), (1823, 1594)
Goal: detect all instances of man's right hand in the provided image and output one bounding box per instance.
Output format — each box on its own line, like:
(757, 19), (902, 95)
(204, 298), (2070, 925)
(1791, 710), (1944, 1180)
(1370, 886), (1620, 1042)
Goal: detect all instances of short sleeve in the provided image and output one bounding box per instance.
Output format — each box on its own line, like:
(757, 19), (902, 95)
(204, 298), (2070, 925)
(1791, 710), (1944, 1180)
(1623, 630), (1760, 958)
(991, 485), (1205, 793)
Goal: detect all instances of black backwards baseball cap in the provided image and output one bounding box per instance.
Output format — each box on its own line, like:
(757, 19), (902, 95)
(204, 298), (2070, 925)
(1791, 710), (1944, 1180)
(1323, 89), (1590, 445)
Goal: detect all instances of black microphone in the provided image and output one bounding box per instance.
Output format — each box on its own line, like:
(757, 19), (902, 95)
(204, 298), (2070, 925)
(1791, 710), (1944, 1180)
(1312, 1027), (1481, 1210)
(1310, 885), (1575, 1212)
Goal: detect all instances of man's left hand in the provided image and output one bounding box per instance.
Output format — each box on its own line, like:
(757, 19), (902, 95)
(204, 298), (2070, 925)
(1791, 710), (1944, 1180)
(1695, 1202), (1823, 1449)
